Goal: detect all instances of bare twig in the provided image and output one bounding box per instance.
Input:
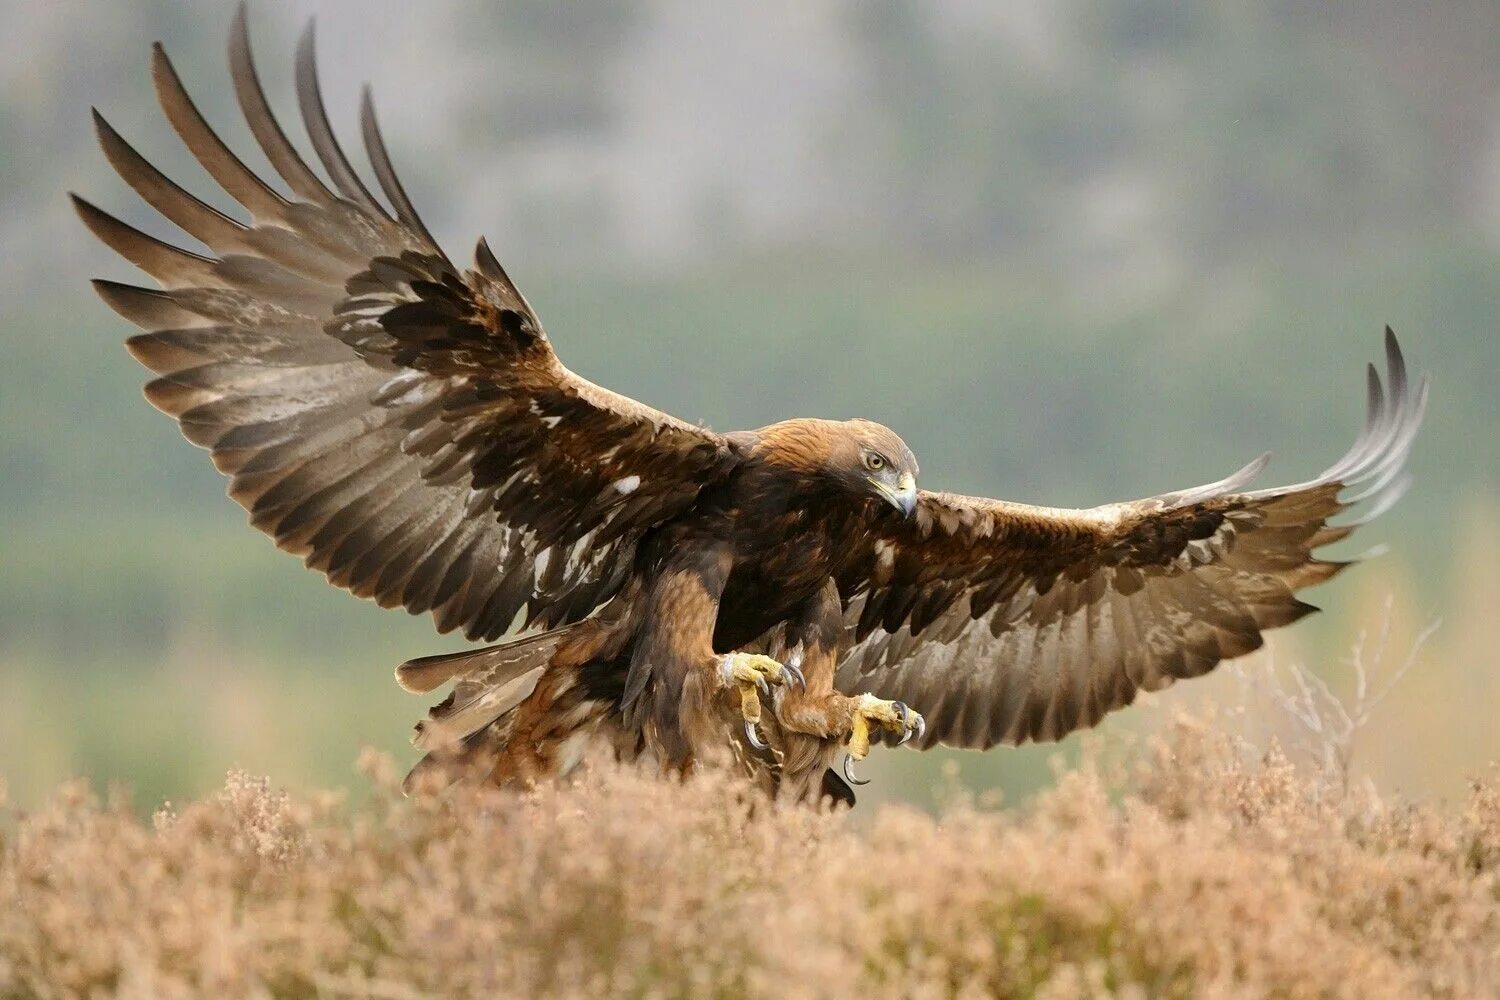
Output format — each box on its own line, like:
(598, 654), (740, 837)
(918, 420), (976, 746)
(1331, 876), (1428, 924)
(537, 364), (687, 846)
(1242, 595), (1439, 793)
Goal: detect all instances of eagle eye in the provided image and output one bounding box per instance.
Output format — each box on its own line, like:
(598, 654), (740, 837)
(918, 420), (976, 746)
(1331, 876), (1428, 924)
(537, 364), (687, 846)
(863, 452), (886, 472)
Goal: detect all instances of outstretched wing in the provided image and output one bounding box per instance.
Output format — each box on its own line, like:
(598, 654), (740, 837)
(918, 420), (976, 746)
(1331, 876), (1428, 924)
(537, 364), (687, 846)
(78, 11), (737, 641)
(833, 331), (1428, 749)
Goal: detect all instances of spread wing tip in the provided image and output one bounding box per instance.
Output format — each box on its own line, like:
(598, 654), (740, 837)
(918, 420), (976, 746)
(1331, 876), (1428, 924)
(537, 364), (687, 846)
(1246, 329), (1428, 513)
(1248, 330), (1427, 558)
(1334, 330), (1427, 499)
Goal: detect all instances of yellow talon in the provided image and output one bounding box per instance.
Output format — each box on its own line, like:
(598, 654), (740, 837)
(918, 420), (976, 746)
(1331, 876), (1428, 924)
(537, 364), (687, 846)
(846, 693), (925, 762)
(719, 652), (805, 749)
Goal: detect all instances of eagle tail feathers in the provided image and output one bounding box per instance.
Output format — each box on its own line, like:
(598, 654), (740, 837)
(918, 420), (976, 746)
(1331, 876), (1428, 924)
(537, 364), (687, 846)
(399, 626), (585, 794)
(395, 626), (572, 693)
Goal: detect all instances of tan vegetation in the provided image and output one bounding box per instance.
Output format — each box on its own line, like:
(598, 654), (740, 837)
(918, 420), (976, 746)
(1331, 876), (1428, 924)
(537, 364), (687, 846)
(3, 705), (1499, 999)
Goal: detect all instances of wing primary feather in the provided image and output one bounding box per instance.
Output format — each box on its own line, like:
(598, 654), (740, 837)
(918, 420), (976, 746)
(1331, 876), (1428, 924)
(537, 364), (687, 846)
(1334, 363), (1393, 480)
(72, 194), (217, 287)
(293, 22), (389, 218)
(1343, 473), (1413, 527)
(1213, 451), (1271, 494)
(1342, 443), (1413, 504)
(150, 43), (288, 220)
(359, 85), (438, 250)
(92, 109), (248, 252)
(1384, 326), (1408, 405)
(228, 4), (335, 204)
(93, 279), (204, 329)
(1171, 451), (1270, 506)
(1338, 359), (1407, 484)
(1337, 368), (1425, 490)
(1312, 362), (1386, 485)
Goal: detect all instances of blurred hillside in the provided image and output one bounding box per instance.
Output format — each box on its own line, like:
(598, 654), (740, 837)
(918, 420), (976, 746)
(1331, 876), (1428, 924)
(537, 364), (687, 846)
(0, 0), (1496, 809)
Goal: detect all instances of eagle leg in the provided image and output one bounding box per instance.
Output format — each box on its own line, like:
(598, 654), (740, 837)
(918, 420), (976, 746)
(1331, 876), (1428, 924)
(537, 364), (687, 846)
(718, 651), (801, 748)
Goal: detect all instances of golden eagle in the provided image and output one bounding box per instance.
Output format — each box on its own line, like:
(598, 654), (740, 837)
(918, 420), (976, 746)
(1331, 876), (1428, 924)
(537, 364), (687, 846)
(79, 11), (1427, 802)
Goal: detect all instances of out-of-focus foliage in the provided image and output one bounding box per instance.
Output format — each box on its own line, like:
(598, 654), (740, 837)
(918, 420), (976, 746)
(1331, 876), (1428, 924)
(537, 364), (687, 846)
(1, 0), (1496, 809)
(5, 717), (1500, 997)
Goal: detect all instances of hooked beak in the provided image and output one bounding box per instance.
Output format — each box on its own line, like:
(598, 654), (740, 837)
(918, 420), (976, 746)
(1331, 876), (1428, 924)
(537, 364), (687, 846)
(873, 473), (918, 518)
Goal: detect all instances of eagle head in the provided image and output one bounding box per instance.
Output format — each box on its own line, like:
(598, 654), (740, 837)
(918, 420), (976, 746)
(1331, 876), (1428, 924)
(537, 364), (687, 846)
(755, 417), (919, 518)
(843, 418), (919, 517)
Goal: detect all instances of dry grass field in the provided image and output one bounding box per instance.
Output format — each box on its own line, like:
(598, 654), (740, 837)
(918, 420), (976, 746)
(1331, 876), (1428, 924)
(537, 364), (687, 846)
(4, 702), (1499, 999)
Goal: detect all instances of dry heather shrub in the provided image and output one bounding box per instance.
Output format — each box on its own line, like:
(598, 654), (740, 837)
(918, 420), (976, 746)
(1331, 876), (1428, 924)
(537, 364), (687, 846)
(2, 727), (1499, 1000)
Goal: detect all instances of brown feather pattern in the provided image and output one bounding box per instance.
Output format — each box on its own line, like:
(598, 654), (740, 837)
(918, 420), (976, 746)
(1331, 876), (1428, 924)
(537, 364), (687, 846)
(834, 330), (1428, 750)
(80, 11), (738, 641)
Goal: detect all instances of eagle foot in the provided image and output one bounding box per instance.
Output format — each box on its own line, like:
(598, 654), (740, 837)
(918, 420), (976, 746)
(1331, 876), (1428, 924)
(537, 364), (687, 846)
(841, 694), (925, 785)
(719, 652), (804, 749)
(846, 693), (925, 761)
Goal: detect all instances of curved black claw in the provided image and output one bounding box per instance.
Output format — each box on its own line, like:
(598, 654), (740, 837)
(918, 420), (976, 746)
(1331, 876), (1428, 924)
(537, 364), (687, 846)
(843, 753), (871, 786)
(913, 713), (926, 743)
(755, 675), (771, 698)
(782, 657), (806, 691)
(745, 720), (769, 751)
(893, 701), (915, 745)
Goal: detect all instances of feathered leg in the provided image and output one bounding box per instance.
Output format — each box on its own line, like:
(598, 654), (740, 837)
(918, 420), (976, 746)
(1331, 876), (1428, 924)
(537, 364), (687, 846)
(770, 579), (923, 797)
(622, 540), (801, 769)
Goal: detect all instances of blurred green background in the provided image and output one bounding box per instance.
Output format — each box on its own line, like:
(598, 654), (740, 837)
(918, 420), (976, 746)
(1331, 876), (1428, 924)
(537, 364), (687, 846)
(2, 0), (1496, 811)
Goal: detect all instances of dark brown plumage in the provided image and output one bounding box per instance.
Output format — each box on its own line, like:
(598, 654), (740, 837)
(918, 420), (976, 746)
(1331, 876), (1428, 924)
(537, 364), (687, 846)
(81, 10), (1428, 803)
